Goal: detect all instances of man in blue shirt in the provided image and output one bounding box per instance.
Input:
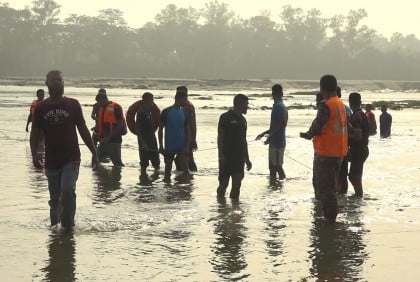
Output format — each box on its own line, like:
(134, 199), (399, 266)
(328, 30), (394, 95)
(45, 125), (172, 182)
(256, 84), (288, 181)
(158, 90), (190, 180)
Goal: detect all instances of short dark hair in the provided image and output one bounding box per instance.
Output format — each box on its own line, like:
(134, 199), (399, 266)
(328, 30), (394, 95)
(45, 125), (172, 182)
(233, 94), (248, 107)
(142, 92), (153, 102)
(46, 70), (62, 80)
(272, 84), (283, 97)
(176, 85), (188, 95)
(320, 75), (337, 92)
(349, 92), (361, 105)
(175, 90), (187, 100)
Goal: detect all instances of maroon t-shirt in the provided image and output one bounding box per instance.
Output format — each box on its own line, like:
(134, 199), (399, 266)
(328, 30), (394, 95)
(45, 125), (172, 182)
(33, 97), (85, 169)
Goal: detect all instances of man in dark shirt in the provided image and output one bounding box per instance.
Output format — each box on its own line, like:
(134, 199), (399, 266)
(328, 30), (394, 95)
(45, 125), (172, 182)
(217, 94), (252, 199)
(30, 70), (98, 229)
(348, 92), (370, 197)
(380, 105), (392, 138)
(135, 92), (160, 175)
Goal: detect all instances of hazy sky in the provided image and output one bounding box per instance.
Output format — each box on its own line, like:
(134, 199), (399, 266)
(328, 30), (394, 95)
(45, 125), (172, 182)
(6, 0), (420, 38)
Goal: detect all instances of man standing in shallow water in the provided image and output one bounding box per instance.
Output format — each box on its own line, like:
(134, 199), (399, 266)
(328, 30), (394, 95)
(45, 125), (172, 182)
(30, 70), (98, 229)
(217, 94), (252, 199)
(256, 84), (288, 181)
(26, 89), (45, 132)
(301, 75), (348, 222)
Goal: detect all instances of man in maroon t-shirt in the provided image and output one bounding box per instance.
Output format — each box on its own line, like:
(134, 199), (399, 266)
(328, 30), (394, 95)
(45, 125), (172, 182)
(30, 70), (98, 229)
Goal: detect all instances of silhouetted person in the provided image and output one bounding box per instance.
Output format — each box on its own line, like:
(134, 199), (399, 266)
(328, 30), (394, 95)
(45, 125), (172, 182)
(365, 104), (377, 136)
(217, 94), (252, 199)
(126, 91), (161, 171)
(26, 89), (45, 132)
(256, 84), (288, 181)
(348, 92), (369, 197)
(95, 89), (126, 166)
(174, 85), (198, 172)
(380, 105), (392, 138)
(336, 86), (351, 195)
(134, 92), (160, 175)
(158, 90), (190, 180)
(301, 75), (348, 222)
(90, 89), (102, 146)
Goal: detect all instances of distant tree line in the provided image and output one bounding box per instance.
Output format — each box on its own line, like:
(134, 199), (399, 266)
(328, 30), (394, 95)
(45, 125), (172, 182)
(1, 0), (420, 79)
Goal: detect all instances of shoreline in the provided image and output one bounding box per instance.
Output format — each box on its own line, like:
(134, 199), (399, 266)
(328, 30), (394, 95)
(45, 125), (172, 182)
(1, 76), (420, 92)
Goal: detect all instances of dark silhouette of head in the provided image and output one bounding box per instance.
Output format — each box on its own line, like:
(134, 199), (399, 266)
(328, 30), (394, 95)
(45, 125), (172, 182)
(272, 84), (283, 98)
(320, 75), (337, 97)
(349, 92), (362, 111)
(233, 94), (249, 115)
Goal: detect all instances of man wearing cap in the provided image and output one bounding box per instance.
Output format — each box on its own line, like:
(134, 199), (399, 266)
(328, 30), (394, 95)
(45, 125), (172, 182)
(95, 89), (126, 166)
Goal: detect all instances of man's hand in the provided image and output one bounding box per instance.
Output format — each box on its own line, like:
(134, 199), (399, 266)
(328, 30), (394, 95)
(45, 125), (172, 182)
(191, 141), (198, 151)
(32, 154), (44, 169)
(245, 159), (252, 171)
(255, 133), (264, 140)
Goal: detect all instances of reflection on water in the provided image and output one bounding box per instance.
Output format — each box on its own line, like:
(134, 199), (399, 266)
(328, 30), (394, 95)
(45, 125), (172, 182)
(309, 198), (368, 281)
(93, 166), (122, 203)
(210, 198), (249, 280)
(42, 231), (76, 282)
(264, 181), (286, 258)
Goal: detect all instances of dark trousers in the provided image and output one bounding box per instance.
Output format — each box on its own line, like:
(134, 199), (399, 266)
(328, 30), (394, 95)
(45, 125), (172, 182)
(313, 156), (342, 221)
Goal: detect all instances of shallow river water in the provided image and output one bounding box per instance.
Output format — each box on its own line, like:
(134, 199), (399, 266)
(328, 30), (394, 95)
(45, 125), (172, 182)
(0, 84), (419, 281)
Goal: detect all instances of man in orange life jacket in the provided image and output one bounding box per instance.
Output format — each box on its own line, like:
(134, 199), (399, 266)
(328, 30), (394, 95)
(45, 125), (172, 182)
(26, 89), (45, 132)
(301, 75), (348, 222)
(95, 89), (125, 166)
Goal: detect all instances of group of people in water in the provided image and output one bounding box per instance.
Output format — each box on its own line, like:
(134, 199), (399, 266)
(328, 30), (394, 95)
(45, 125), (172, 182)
(27, 70), (393, 228)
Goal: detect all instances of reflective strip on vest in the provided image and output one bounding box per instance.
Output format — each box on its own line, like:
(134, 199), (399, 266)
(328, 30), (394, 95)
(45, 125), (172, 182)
(313, 96), (348, 157)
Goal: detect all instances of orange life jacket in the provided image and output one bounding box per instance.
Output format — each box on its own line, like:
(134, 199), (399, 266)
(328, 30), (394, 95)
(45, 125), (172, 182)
(313, 96), (348, 157)
(97, 102), (125, 137)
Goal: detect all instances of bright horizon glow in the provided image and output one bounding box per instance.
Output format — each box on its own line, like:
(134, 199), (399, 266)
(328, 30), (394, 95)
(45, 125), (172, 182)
(5, 0), (420, 39)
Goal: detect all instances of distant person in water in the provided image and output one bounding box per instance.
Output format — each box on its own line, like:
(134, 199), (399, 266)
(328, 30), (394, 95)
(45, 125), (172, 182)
(95, 89), (126, 166)
(336, 86), (351, 195)
(158, 90), (190, 180)
(134, 92), (161, 176)
(26, 89), (45, 132)
(348, 92), (370, 197)
(174, 86), (198, 172)
(365, 104), (377, 136)
(380, 105), (392, 138)
(30, 70), (98, 229)
(217, 94), (252, 199)
(90, 89), (103, 146)
(256, 84), (288, 181)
